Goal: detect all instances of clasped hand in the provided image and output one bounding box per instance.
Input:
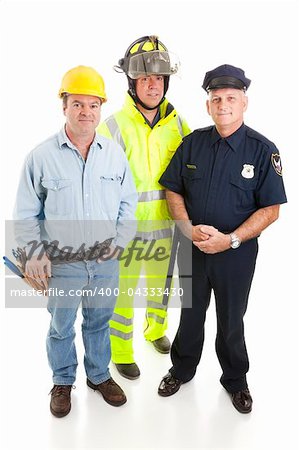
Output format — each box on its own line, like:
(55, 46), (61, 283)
(192, 225), (230, 254)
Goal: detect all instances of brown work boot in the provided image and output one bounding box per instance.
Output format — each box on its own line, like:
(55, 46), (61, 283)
(87, 377), (127, 406)
(49, 385), (72, 418)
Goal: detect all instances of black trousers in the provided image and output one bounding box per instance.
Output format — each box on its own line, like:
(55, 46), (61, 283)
(170, 238), (258, 393)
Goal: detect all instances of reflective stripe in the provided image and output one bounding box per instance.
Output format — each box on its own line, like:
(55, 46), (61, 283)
(147, 300), (167, 310)
(110, 328), (133, 340)
(105, 116), (126, 151)
(111, 313), (133, 327)
(138, 190), (166, 202)
(176, 115), (184, 138)
(105, 113), (184, 149)
(135, 228), (172, 241)
(147, 312), (165, 324)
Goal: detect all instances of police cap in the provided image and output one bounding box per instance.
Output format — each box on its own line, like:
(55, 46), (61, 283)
(202, 64), (251, 92)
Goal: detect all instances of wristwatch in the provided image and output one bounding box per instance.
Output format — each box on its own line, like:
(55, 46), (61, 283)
(229, 233), (241, 249)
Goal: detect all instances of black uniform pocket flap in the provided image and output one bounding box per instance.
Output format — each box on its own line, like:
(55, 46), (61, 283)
(181, 167), (202, 180)
(229, 176), (257, 191)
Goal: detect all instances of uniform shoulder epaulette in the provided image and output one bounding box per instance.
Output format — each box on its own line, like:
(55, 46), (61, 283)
(181, 126), (213, 145)
(246, 126), (276, 148)
(194, 125), (214, 133)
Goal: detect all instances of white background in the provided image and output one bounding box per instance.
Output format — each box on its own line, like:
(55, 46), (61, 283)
(1, 0), (299, 449)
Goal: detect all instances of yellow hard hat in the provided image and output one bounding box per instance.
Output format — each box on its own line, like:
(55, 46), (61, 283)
(58, 65), (107, 102)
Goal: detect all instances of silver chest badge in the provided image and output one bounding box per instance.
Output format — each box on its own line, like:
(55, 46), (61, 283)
(241, 164), (254, 179)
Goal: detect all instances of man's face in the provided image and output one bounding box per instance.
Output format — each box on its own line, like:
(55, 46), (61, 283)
(135, 75), (164, 108)
(206, 88), (248, 131)
(63, 94), (102, 136)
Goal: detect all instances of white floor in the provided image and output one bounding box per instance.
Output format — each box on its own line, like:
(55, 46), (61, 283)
(2, 273), (299, 450)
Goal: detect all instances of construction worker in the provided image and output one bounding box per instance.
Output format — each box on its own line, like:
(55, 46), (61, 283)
(98, 35), (191, 380)
(14, 66), (138, 417)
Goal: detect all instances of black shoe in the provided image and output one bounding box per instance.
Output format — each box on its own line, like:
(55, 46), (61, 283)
(158, 372), (183, 397)
(115, 363), (140, 380)
(230, 388), (253, 414)
(152, 336), (171, 354)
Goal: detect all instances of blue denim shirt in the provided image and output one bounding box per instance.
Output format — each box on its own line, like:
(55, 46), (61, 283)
(13, 127), (137, 251)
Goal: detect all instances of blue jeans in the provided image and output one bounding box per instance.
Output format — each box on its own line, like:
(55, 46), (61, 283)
(46, 259), (119, 385)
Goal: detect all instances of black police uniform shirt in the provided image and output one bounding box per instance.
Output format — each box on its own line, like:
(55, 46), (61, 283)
(159, 124), (287, 232)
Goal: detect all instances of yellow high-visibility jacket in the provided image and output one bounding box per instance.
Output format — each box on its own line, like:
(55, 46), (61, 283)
(97, 94), (191, 230)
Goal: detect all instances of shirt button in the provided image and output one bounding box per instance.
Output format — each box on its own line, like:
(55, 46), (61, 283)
(86, 212), (90, 217)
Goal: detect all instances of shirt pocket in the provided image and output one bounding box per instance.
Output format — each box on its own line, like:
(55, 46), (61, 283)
(181, 167), (202, 183)
(100, 174), (122, 215)
(41, 179), (73, 215)
(229, 176), (257, 211)
(181, 167), (202, 203)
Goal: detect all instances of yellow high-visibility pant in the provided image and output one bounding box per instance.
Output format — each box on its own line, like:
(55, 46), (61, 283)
(110, 238), (171, 364)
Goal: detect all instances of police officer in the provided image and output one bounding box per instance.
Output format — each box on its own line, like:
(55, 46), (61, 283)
(157, 64), (287, 413)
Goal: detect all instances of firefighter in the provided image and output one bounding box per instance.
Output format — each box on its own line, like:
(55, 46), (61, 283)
(98, 36), (190, 380)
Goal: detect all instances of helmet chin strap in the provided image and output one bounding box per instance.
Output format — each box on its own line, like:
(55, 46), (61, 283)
(127, 76), (169, 111)
(129, 92), (165, 110)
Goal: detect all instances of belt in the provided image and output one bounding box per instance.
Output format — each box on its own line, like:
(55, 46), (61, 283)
(46, 238), (113, 264)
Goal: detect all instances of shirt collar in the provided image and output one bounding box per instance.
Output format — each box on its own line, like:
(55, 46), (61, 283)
(141, 109), (161, 128)
(210, 127), (222, 147)
(211, 123), (246, 152)
(57, 126), (102, 151)
(225, 123), (246, 152)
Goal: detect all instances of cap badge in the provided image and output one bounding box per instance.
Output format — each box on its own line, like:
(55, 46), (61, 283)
(241, 164), (254, 179)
